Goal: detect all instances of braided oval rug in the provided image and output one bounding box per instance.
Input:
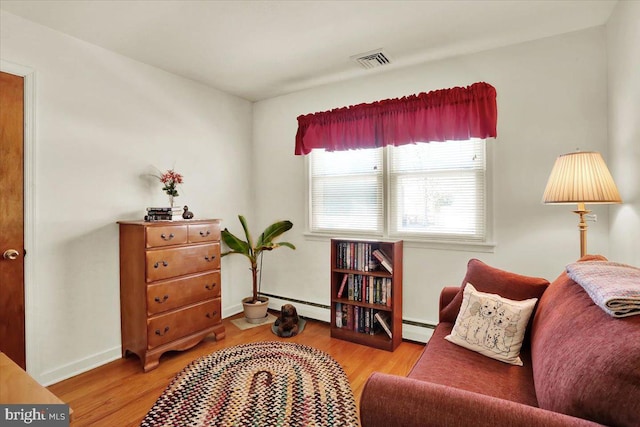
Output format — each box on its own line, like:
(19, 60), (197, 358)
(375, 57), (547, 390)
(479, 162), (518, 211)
(140, 341), (359, 427)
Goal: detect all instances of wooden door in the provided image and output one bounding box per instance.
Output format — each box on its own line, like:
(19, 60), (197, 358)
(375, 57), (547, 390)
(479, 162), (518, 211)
(0, 71), (26, 369)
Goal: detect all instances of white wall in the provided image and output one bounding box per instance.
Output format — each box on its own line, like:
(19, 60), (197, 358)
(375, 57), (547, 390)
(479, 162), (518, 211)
(1, 11), (253, 384)
(253, 27), (610, 340)
(607, 1), (640, 266)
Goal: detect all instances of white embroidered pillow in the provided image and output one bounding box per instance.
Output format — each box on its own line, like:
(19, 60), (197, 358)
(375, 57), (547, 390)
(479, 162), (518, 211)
(445, 283), (537, 366)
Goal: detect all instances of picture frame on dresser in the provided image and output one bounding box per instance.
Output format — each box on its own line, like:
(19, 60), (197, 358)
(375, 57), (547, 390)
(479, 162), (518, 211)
(117, 219), (225, 372)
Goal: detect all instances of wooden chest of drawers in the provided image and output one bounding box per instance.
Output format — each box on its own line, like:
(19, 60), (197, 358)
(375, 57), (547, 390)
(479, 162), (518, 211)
(118, 219), (225, 372)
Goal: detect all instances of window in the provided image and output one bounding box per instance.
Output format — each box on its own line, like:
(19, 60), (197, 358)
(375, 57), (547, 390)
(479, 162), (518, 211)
(310, 148), (383, 233)
(309, 139), (487, 243)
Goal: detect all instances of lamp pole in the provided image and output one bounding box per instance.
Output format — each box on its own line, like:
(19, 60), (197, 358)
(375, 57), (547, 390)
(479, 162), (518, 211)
(573, 202), (590, 258)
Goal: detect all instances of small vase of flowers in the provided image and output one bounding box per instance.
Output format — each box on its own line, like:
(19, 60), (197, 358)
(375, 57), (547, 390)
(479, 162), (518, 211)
(157, 169), (183, 207)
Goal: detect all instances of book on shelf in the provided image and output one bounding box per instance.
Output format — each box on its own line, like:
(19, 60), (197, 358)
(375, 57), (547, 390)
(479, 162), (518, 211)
(337, 241), (381, 272)
(346, 304), (354, 330)
(364, 307), (371, 334)
(339, 274), (391, 306)
(336, 302), (343, 328)
(372, 249), (393, 273)
(335, 304), (379, 336)
(385, 279), (389, 305)
(354, 306), (359, 332)
(337, 274), (348, 298)
(374, 311), (393, 339)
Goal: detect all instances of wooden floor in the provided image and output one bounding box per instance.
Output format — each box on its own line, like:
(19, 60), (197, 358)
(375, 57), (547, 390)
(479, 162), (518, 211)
(47, 312), (425, 426)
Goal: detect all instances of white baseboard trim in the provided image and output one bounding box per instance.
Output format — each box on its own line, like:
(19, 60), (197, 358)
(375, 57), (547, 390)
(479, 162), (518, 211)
(37, 346), (122, 386)
(402, 322), (434, 343)
(266, 296), (331, 323)
(38, 302), (434, 386)
(402, 315), (436, 343)
(255, 294), (435, 344)
(223, 302), (244, 319)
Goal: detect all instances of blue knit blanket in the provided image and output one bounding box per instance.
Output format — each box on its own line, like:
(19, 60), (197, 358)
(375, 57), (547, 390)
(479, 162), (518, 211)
(566, 261), (640, 318)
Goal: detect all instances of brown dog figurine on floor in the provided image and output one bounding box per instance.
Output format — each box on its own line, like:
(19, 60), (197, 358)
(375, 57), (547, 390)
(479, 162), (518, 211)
(275, 304), (300, 337)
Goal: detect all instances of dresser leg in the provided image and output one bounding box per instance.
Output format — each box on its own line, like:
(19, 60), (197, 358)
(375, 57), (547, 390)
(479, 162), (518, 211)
(143, 355), (161, 372)
(212, 324), (226, 341)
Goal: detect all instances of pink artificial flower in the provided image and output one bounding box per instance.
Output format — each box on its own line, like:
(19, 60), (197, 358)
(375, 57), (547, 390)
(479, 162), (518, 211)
(158, 169), (183, 197)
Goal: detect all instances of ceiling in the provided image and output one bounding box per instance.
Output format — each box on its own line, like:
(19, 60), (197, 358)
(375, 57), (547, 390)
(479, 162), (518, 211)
(0, 0), (617, 101)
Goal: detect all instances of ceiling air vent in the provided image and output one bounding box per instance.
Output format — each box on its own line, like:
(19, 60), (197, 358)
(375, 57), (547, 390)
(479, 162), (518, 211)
(351, 49), (391, 69)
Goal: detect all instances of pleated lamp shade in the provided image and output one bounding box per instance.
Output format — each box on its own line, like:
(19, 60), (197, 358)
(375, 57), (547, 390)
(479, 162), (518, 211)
(543, 151), (622, 205)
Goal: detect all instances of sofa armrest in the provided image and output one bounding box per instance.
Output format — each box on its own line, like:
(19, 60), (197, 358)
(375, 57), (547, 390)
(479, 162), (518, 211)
(438, 286), (460, 323)
(360, 373), (602, 427)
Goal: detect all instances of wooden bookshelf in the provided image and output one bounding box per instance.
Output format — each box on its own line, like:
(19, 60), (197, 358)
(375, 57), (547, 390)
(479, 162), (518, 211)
(330, 239), (403, 351)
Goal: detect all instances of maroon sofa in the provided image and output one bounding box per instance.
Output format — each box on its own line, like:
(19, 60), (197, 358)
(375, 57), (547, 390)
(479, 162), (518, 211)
(360, 256), (640, 427)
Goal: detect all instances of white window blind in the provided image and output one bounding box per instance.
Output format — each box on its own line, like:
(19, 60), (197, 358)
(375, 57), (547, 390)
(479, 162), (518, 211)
(309, 139), (486, 242)
(389, 140), (485, 240)
(310, 148), (383, 233)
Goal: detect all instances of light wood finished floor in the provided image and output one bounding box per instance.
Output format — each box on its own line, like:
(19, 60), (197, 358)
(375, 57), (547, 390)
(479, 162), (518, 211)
(47, 312), (425, 426)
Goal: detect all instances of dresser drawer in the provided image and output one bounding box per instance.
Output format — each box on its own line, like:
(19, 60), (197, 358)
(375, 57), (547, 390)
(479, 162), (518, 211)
(145, 243), (220, 282)
(147, 271), (221, 315)
(188, 223), (220, 243)
(147, 299), (221, 349)
(146, 225), (188, 248)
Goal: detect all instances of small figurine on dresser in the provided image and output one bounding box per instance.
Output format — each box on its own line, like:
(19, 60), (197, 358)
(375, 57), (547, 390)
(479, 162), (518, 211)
(182, 205), (194, 219)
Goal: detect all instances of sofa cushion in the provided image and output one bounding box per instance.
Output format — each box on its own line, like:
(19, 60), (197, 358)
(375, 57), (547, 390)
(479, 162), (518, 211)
(445, 283), (538, 365)
(440, 259), (549, 324)
(409, 323), (539, 407)
(531, 255), (640, 427)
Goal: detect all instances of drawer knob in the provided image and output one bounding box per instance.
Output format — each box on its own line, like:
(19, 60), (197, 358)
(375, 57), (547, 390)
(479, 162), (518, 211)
(205, 283), (217, 291)
(204, 255), (216, 262)
(199, 230), (211, 237)
(206, 311), (218, 319)
(154, 295), (169, 303)
(154, 260), (169, 268)
(155, 326), (170, 336)
(160, 233), (175, 241)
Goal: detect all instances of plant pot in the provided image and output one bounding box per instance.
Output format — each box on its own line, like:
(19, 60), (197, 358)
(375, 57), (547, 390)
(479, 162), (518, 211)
(242, 296), (269, 324)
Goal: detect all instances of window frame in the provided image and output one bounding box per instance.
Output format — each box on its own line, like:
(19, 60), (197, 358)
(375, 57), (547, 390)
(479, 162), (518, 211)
(304, 142), (495, 252)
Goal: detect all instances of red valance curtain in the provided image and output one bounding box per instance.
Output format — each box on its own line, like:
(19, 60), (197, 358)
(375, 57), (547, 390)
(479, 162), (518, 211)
(295, 82), (497, 155)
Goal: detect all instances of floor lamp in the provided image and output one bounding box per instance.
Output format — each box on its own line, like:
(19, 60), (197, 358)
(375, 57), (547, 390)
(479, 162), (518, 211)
(542, 151), (622, 258)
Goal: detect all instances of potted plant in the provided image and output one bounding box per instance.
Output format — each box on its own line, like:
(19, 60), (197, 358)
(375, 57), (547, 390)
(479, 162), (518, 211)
(221, 215), (295, 323)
